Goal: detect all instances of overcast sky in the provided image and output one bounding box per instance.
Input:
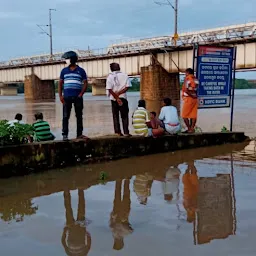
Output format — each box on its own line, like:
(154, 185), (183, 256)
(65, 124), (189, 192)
(0, 0), (255, 68)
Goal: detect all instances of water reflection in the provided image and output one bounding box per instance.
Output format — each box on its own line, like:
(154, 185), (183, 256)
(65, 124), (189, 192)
(0, 142), (253, 255)
(62, 189), (91, 256)
(110, 179), (133, 250)
(133, 174), (153, 205)
(0, 198), (38, 223)
(183, 161), (199, 223)
(194, 173), (235, 245)
(162, 166), (181, 203)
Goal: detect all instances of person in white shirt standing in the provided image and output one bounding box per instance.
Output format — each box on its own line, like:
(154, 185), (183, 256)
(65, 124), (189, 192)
(106, 63), (132, 136)
(159, 98), (181, 134)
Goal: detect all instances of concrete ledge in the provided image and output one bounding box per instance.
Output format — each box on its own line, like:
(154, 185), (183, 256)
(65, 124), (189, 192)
(0, 132), (248, 178)
(0, 142), (249, 201)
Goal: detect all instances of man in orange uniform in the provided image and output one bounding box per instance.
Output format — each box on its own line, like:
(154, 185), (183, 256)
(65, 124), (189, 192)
(182, 68), (199, 133)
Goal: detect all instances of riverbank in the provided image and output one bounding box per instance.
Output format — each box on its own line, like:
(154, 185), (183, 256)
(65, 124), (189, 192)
(0, 132), (248, 178)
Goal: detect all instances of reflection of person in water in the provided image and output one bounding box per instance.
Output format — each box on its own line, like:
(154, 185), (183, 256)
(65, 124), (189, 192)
(110, 179), (133, 251)
(162, 166), (181, 203)
(133, 174), (154, 205)
(62, 189), (91, 256)
(182, 162), (199, 223)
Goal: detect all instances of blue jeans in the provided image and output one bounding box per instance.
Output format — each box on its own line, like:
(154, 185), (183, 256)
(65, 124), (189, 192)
(62, 96), (83, 137)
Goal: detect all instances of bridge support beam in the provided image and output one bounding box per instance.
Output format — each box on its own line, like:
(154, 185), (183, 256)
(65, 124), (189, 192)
(91, 79), (106, 96)
(24, 74), (55, 100)
(140, 64), (180, 114)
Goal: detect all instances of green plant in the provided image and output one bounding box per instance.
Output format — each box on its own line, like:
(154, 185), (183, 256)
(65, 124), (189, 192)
(194, 126), (203, 133)
(99, 171), (108, 185)
(0, 120), (34, 146)
(221, 126), (229, 133)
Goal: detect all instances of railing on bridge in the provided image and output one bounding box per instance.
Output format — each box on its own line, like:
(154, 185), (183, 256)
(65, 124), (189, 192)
(108, 22), (256, 53)
(0, 22), (255, 68)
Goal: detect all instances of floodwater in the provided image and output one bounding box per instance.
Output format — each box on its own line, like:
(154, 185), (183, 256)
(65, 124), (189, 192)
(0, 89), (256, 138)
(1, 90), (256, 255)
(0, 141), (256, 255)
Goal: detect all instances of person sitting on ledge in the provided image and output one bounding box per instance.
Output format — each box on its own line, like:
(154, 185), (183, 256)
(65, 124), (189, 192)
(159, 98), (181, 134)
(132, 100), (152, 137)
(8, 113), (25, 126)
(150, 111), (165, 138)
(32, 112), (55, 142)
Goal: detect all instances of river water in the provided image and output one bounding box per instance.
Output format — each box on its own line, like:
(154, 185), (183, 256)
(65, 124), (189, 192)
(0, 141), (256, 255)
(0, 89), (256, 138)
(0, 90), (256, 255)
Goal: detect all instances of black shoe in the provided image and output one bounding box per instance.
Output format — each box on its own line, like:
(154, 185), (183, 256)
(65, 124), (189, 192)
(63, 135), (69, 141)
(77, 135), (89, 140)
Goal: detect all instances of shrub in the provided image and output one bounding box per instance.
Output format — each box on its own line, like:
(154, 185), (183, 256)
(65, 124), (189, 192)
(0, 120), (34, 146)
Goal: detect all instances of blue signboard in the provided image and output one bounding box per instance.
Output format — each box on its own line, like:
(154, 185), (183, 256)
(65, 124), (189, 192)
(196, 46), (234, 108)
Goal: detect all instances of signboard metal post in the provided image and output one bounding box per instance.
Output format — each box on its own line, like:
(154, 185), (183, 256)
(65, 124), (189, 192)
(230, 47), (237, 131)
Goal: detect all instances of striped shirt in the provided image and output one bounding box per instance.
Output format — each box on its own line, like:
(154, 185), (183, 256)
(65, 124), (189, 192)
(33, 120), (53, 142)
(133, 174), (154, 204)
(132, 107), (150, 136)
(60, 65), (87, 97)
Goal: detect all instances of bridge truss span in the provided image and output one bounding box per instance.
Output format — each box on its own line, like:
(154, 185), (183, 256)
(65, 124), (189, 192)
(0, 22), (255, 69)
(108, 22), (256, 53)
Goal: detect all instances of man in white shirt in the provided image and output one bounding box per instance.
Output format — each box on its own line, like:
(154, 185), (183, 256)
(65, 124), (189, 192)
(159, 98), (181, 134)
(106, 63), (131, 136)
(162, 166), (181, 203)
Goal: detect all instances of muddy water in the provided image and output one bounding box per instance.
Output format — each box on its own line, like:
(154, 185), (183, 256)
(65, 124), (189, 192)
(0, 89), (255, 139)
(0, 142), (256, 255)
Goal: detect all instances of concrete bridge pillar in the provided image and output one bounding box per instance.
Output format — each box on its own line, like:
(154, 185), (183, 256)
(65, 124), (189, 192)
(24, 74), (55, 100)
(140, 64), (180, 114)
(0, 83), (18, 96)
(91, 78), (106, 96)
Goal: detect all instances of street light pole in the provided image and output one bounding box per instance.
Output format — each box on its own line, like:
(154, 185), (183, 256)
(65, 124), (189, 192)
(155, 0), (179, 45)
(174, 0), (178, 43)
(37, 9), (56, 58)
(49, 9), (56, 57)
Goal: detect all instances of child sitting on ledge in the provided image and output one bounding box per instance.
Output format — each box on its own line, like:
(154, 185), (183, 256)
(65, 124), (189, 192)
(150, 111), (165, 138)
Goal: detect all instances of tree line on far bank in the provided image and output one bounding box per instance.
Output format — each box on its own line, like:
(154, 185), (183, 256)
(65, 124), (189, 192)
(15, 78), (256, 94)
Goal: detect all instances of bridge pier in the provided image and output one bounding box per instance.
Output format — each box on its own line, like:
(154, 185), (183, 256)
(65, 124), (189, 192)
(91, 78), (106, 96)
(0, 83), (18, 96)
(24, 74), (55, 100)
(140, 64), (180, 114)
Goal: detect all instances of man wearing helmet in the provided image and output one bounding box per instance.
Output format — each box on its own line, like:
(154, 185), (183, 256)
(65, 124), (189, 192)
(59, 51), (88, 140)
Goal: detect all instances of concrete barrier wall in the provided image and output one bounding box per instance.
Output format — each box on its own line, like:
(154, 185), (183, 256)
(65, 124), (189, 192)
(0, 141), (249, 201)
(0, 132), (248, 178)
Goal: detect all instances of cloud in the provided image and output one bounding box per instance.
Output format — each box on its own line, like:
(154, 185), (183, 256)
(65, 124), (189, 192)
(0, 0), (255, 61)
(69, 16), (90, 23)
(55, 33), (126, 51)
(55, 0), (81, 3)
(0, 11), (22, 19)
